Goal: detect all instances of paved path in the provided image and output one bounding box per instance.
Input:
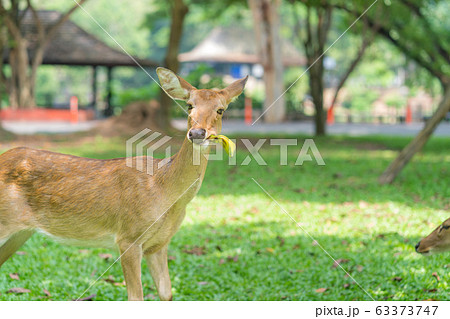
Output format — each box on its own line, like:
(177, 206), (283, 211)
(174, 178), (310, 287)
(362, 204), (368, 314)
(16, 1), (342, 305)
(2, 120), (100, 135)
(3, 119), (450, 137)
(174, 119), (450, 137)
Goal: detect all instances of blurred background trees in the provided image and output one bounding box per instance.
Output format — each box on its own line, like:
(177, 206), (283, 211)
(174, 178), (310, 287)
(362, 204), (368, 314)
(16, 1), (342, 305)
(0, 0), (448, 182)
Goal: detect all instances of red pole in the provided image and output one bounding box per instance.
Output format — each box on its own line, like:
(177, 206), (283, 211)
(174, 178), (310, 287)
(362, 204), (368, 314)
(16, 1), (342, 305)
(405, 103), (412, 124)
(245, 97), (252, 125)
(70, 96), (78, 124)
(327, 106), (335, 124)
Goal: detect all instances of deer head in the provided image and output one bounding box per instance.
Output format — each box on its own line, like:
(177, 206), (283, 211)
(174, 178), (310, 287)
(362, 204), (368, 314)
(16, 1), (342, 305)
(416, 218), (450, 254)
(156, 67), (248, 145)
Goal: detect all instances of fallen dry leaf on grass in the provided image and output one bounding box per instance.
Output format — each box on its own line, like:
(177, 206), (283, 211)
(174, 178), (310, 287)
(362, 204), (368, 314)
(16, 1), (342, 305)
(265, 247), (275, 253)
(7, 287), (30, 294)
(424, 288), (437, 293)
(356, 265), (364, 272)
(9, 273), (20, 280)
(98, 253), (113, 260)
(315, 288), (327, 293)
(15, 251), (27, 256)
(331, 259), (350, 269)
(43, 289), (51, 297)
(332, 172), (343, 179)
(74, 294), (96, 301)
(432, 272), (440, 282)
(145, 293), (157, 300)
(276, 236), (285, 247)
(358, 201), (369, 209)
(114, 281), (126, 287)
(103, 275), (117, 284)
(183, 246), (206, 256)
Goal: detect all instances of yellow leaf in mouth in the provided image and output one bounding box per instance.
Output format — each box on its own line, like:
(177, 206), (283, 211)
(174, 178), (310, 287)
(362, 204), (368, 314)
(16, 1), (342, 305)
(208, 134), (236, 157)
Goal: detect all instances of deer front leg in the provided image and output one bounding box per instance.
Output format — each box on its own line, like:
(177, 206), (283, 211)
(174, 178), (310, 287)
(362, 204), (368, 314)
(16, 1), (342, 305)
(117, 241), (143, 301)
(144, 245), (172, 301)
(0, 230), (35, 267)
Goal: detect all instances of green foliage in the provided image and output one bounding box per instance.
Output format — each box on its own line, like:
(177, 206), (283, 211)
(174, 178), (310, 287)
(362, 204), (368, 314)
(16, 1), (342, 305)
(342, 89), (379, 111)
(246, 87), (264, 111)
(116, 83), (160, 108)
(352, 52), (398, 88)
(284, 67), (309, 113)
(0, 134), (448, 300)
(404, 65), (442, 97)
(384, 94), (406, 109)
(35, 66), (91, 107)
(340, 0), (450, 84)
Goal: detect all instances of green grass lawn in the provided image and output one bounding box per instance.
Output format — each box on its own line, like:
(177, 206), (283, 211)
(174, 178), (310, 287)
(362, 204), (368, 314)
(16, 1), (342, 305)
(0, 134), (449, 301)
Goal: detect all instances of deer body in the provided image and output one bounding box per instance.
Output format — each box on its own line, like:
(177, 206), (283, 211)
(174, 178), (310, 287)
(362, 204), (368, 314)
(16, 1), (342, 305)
(0, 68), (248, 300)
(0, 142), (205, 248)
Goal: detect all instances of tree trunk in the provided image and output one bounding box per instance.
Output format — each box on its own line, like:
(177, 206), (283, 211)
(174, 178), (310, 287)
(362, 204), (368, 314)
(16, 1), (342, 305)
(249, 0), (285, 123)
(379, 85), (450, 184)
(159, 0), (188, 131)
(309, 60), (325, 135)
(300, 5), (332, 136)
(8, 38), (35, 109)
(0, 22), (7, 108)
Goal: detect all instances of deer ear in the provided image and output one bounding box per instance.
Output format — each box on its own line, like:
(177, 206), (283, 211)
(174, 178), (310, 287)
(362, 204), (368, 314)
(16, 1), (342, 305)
(220, 76), (249, 106)
(156, 67), (195, 101)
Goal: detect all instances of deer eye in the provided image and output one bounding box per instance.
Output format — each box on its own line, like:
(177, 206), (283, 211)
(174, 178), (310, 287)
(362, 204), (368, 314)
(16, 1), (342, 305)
(186, 104), (193, 111)
(439, 224), (449, 233)
(217, 108), (224, 115)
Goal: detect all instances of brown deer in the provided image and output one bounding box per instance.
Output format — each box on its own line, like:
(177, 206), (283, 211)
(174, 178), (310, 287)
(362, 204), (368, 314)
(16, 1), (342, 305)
(0, 67), (248, 300)
(415, 218), (450, 254)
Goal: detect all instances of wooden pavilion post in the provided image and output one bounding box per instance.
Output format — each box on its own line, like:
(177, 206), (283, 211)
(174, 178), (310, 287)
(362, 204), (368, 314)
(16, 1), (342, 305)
(104, 66), (113, 117)
(91, 65), (97, 110)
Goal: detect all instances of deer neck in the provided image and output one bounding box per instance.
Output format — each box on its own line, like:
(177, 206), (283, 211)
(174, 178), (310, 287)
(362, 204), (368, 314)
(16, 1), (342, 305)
(155, 137), (209, 198)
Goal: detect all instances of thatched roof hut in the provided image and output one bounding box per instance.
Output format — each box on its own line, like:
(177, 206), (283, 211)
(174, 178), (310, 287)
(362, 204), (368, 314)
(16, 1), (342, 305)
(2, 10), (158, 67)
(2, 10), (158, 115)
(179, 27), (305, 67)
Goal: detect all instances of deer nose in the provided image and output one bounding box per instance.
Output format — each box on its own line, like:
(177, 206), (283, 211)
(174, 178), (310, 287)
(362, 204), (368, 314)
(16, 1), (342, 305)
(188, 128), (206, 143)
(415, 241), (421, 252)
